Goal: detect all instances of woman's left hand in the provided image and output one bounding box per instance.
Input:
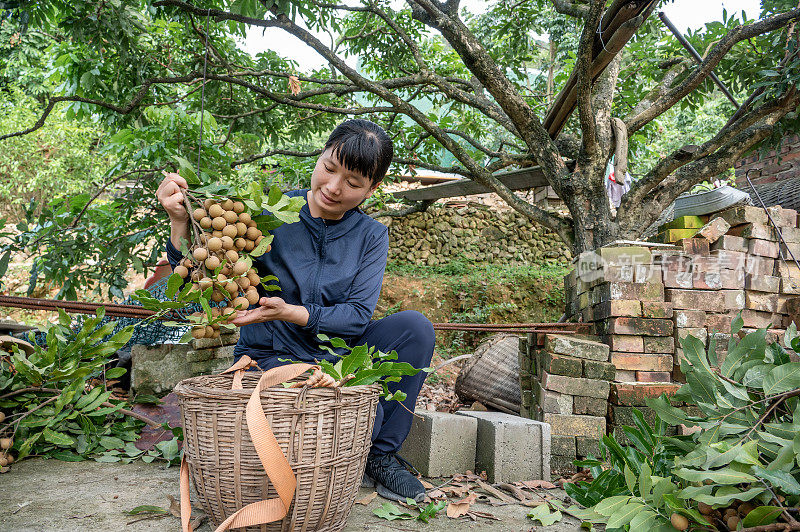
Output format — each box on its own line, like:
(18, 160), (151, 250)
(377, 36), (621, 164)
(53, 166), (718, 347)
(230, 297), (309, 327)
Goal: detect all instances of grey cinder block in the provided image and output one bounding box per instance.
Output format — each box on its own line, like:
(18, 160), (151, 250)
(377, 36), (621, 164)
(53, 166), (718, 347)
(399, 410), (478, 477)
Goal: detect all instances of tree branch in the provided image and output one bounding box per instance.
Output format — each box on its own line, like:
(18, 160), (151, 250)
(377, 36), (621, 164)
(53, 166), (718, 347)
(575, 0), (605, 161)
(625, 7), (800, 133)
(552, 0), (589, 18)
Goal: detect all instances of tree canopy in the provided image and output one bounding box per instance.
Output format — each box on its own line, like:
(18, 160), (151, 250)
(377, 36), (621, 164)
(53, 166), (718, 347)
(1, 0), (799, 297)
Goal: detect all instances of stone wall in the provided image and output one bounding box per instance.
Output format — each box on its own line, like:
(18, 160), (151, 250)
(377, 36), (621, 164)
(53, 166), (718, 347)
(379, 204), (572, 267)
(734, 134), (800, 186)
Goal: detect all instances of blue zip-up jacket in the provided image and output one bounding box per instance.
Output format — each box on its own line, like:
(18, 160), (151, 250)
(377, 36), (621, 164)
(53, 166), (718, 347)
(166, 189), (389, 364)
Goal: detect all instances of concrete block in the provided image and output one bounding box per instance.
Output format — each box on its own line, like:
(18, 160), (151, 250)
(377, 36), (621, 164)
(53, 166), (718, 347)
(399, 410), (478, 477)
(576, 437), (600, 457)
(457, 411), (551, 482)
(717, 205), (768, 227)
(533, 379), (573, 415)
(539, 351), (583, 377)
(131, 343), (193, 395)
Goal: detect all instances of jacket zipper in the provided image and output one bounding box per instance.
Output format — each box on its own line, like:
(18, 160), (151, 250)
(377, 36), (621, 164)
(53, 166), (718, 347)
(312, 222), (327, 305)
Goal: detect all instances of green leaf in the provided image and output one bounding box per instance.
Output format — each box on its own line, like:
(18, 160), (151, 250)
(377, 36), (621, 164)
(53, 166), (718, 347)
(742, 506), (783, 527)
(373, 502), (414, 520)
(606, 501), (644, 529)
(593, 495), (630, 516)
(125, 505), (169, 516)
(43, 428), (75, 446)
(691, 486), (766, 506)
(763, 362), (800, 395)
(646, 395), (691, 426)
(99, 436), (125, 450)
(165, 272), (184, 299)
(639, 462), (652, 499)
(629, 509), (659, 530)
(249, 234), (274, 257)
(624, 464), (636, 494)
(753, 467), (800, 495)
(527, 504), (562, 526)
(674, 467), (757, 484)
(105, 367), (126, 379)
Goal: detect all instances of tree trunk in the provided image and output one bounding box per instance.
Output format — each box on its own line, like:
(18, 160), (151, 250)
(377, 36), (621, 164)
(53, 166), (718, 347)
(566, 167), (621, 255)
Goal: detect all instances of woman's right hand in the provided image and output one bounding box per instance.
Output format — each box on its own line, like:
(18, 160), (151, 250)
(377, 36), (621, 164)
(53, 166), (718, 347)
(156, 172), (189, 222)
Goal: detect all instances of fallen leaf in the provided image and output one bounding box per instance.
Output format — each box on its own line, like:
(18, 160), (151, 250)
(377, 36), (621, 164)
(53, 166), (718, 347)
(517, 480), (557, 490)
(427, 489), (446, 499)
(189, 515), (206, 531)
(475, 479), (514, 503)
(446, 493), (477, 519)
(355, 491), (377, 505)
(468, 510), (500, 520)
(420, 479), (435, 489)
(442, 483), (471, 497)
(167, 495), (181, 518)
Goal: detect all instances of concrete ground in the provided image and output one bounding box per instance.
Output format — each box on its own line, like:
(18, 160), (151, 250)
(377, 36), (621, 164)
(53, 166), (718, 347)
(0, 458), (586, 531)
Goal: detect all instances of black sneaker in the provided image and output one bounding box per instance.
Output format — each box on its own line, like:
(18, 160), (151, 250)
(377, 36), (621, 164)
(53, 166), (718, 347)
(362, 452), (426, 503)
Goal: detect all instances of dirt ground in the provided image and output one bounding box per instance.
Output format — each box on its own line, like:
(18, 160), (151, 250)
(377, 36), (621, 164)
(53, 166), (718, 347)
(0, 458), (587, 531)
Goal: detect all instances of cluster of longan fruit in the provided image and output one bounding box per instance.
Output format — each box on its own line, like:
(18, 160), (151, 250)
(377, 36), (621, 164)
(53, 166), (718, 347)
(0, 416), (14, 473)
(173, 197), (271, 340)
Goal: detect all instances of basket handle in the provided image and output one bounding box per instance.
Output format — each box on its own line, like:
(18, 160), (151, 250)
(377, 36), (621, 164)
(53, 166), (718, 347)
(180, 357), (319, 532)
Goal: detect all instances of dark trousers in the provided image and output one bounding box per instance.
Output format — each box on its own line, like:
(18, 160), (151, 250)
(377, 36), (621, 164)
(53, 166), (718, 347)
(243, 310), (435, 456)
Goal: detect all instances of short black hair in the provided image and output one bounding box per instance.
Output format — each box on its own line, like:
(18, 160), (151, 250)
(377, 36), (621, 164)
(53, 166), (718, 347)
(324, 119), (393, 186)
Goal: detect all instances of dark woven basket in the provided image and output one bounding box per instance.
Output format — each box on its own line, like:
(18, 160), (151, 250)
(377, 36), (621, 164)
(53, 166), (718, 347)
(175, 372), (380, 531)
(455, 333), (521, 413)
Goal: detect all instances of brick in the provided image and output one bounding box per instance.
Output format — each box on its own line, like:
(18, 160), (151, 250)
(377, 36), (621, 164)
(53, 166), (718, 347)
(749, 239), (780, 258)
(550, 455), (577, 475)
(615, 369), (637, 382)
(641, 301), (673, 319)
(781, 277), (800, 295)
(677, 237), (710, 255)
(609, 406), (659, 427)
(719, 268), (745, 289)
(746, 274), (780, 293)
(572, 396), (608, 417)
(611, 353), (673, 371)
(694, 270), (722, 290)
(746, 255), (776, 276)
(598, 246), (653, 267)
(666, 289), (725, 311)
(780, 242), (800, 259)
(603, 334), (644, 353)
(776, 261), (800, 278)
(662, 215), (707, 230)
(658, 252), (692, 272)
(576, 437), (600, 457)
(745, 292), (779, 313)
(596, 280), (665, 302)
(533, 379), (574, 415)
(457, 411), (551, 482)
(540, 371), (611, 399)
(729, 223), (778, 241)
(722, 289), (746, 310)
(605, 317), (674, 337)
(636, 371), (672, 382)
(544, 334), (610, 362)
(711, 249), (747, 270)
(697, 217), (731, 243)
(780, 226), (800, 243)
(598, 263), (635, 283)
(706, 313), (734, 333)
(663, 270), (694, 289)
(740, 309), (779, 329)
(550, 435), (576, 457)
(583, 359), (616, 381)
(540, 351), (583, 377)
(593, 299), (642, 319)
(399, 410), (478, 477)
(610, 383), (681, 406)
(674, 310), (707, 328)
(676, 327), (708, 345)
(767, 205), (798, 228)
(711, 235), (749, 253)
(543, 413), (606, 438)
(717, 205), (768, 227)
(643, 335), (675, 354)
(635, 263), (662, 283)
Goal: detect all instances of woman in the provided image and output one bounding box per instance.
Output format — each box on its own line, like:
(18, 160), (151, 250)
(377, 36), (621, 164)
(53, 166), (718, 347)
(157, 119), (434, 503)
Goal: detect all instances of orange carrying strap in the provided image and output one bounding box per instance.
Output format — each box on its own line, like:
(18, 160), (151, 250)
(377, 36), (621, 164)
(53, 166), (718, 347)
(180, 355), (320, 532)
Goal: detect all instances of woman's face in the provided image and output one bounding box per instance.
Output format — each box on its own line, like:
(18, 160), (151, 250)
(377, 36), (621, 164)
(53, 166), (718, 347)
(307, 147), (379, 220)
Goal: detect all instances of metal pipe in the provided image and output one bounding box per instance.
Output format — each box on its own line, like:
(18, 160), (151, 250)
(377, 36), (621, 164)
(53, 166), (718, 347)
(658, 11), (740, 108)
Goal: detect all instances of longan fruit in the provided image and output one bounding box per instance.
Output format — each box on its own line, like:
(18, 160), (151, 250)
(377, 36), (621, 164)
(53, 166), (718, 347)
(246, 226), (261, 240)
(181, 258), (194, 269)
(246, 220), (257, 228)
(244, 240), (255, 252)
(212, 216), (227, 230)
(236, 222), (247, 237)
(225, 281), (239, 297)
(174, 265), (189, 278)
(670, 513), (689, 531)
(192, 247), (209, 261)
(233, 260), (249, 276)
(234, 237), (247, 250)
(221, 198), (234, 211)
(200, 232), (211, 244)
(0, 438), (13, 450)
(0, 412), (5, 423)
(199, 277), (213, 291)
(727, 516), (740, 529)
(208, 204), (225, 218)
(222, 224), (238, 239)
(738, 502), (755, 516)
(223, 210), (238, 224)
(0, 455), (7, 467)
(233, 201), (245, 213)
(248, 271), (261, 286)
(207, 237), (223, 252)
(5, 453), (13, 464)
(246, 288), (260, 305)
(238, 212), (252, 224)
(212, 230), (223, 238)
(697, 502), (712, 515)
(205, 325), (214, 337)
(205, 256), (221, 270)
(211, 290), (225, 303)
(204, 198), (215, 210)
(192, 208), (206, 221)
(221, 307), (236, 321)
(210, 307), (221, 317)
(221, 264), (232, 277)
(211, 320), (220, 331)
(232, 296), (250, 310)
(192, 326), (205, 339)
(236, 277), (250, 290)
(200, 216), (212, 229)
(225, 250), (239, 263)
(221, 236), (235, 250)
(211, 329), (220, 339)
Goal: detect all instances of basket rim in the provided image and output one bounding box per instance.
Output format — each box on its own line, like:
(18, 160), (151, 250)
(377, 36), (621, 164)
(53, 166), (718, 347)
(173, 374), (381, 399)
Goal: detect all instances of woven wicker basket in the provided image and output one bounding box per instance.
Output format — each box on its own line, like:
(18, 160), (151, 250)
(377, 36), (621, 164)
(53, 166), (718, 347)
(175, 359), (380, 532)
